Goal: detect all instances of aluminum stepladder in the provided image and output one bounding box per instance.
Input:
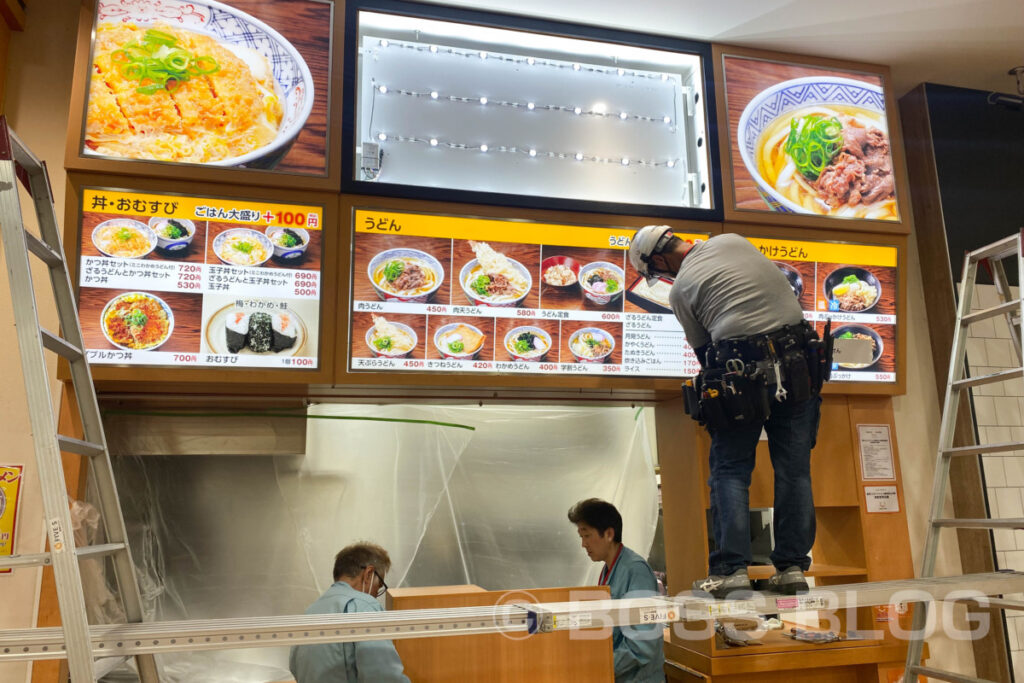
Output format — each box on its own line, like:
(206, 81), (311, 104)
(904, 230), (1024, 683)
(0, 117), (158, 682)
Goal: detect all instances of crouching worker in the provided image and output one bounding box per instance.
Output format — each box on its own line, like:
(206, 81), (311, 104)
(569, 498), (665, 683)
(290, 542), (410, 683)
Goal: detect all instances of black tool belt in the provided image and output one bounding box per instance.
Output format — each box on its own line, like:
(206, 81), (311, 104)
(682, 320), (833, 431)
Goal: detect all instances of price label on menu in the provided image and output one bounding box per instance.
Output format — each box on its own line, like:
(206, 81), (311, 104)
(76, 188), (324, 371)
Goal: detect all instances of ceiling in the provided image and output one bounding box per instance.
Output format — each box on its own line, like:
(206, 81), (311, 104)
(418, 0), (1024, 97)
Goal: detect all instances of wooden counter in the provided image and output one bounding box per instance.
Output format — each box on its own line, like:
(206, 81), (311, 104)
(387, 584), (614, 682)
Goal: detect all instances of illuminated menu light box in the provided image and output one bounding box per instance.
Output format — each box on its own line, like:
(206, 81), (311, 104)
(77, 188), (323, 370)
(349, 4), (716, 214)
(748, 236), (898, 383)
(78, 0), (333, 177)
(722, 54), (903, 224)
(349, 210), (706, 378)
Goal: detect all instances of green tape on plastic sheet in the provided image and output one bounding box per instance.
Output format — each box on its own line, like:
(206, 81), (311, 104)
(101, 410), (476, 431)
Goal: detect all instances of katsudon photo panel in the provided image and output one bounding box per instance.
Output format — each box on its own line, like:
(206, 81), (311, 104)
(717, 48), (907, 230)
(71, 0), (338, 185)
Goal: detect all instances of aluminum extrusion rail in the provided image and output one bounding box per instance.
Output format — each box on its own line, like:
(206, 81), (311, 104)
(3, 572), (1023, 663)
(529, 572), (1024, 633)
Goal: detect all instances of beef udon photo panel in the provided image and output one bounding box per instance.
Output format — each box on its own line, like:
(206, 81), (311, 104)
(722, 55), (901, 224)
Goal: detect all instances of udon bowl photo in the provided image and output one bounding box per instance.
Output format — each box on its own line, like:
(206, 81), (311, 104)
(433, 322), (486, 360)
(774, 261), (804, 299)
(368, 248), (445, 303)
(91, 219), (157, 259)
(823, 267), (881, 313)
(568, 327), (615, 364)
(213, 228), (273, 267)
(266, 226), (310, 264)
(738, 76), (898, 221)
(460, 241), (532, 308)
(148, 217), (195, 256)
(579, 262), (625, 306)
(85, 0), (315, 169)
(504, 326), (552, 362)
(100, 291), (174, 351)
(831, 324), (883, 369)
(365, 314), (418, 359)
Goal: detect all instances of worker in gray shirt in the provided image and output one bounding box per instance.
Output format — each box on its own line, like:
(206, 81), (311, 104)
(628, 227), (826, 599)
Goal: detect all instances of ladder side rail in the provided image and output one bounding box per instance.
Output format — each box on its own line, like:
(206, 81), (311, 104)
(24, 159), (160, 682)
(1018, 228), (1024, 365)
(0, 159), (97, 683)
(989, 257), (1022, 362)
(905, 253), (980, 682)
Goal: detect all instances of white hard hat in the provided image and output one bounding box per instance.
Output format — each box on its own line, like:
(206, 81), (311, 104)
(628, 225), (675, 285)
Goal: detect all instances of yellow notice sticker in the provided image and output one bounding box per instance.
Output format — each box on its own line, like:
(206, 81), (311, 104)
(0, 465), (24, 573)
(354, 209), (707, 250)
(83, 189), (324, 230)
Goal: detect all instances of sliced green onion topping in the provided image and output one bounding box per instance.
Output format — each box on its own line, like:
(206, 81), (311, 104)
(114, 29), (221, 95)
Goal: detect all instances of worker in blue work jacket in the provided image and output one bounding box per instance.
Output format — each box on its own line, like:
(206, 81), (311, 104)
(290, 542), (410, 683)
(569, 498), (665, 682)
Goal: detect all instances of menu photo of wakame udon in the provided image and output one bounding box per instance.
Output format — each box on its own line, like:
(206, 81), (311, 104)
(726, 56), (900, 222)
(83, 0), (330, 173)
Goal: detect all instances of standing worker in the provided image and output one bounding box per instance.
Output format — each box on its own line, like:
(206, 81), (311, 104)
(627, 227), (830, 599)
(290, 542), (410, 683)
(568, 498), (665, 682)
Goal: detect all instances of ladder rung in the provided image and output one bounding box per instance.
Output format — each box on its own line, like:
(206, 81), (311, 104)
(962, 300), (1023, 325)
(0, 552), (51, 569)
(56, 435), (105, 457)
(969, 234), (1020, 263)
(23, 231), (63, 268)
(956, 597), (1024, 611)
(39, 329), (82, 361)
(953, 368), (1023, 389)
(933, 518), (1024, 529)
(908, 665), (995, 683)
(75, 543), (125, 560)
(943, 441), (1024, 457)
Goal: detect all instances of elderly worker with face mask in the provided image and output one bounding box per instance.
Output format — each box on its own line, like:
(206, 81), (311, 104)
(289, 542), (410, 683)
(569, 498), (664, 683)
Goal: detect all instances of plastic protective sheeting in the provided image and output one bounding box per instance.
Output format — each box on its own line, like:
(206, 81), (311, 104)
(106, 404), (658, 682)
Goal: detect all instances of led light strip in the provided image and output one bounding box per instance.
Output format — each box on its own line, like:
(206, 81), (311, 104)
(372, 83), (674, 125)
(374, 133), (679, 168)
(366, 39), (683, 83)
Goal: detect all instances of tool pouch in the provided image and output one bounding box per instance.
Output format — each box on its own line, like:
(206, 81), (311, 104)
(782, 349), (812, 403)
(682, 378), (702, 421)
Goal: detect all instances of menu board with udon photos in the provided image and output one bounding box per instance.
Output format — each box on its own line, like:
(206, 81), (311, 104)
(749, 235), (898, 383)
(77, 188), (322, 369)
(349, 210), (707, 378)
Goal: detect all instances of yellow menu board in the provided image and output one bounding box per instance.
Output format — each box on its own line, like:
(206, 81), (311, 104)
(0, 465), (24, 574)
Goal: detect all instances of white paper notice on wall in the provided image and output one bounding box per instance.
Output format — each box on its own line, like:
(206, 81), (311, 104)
(832, 336), (874, 365)
(865, 486), (900, 513)
(857, 424), (896, 480)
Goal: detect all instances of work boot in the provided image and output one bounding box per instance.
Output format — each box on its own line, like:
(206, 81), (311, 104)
(692, 568), (752, 599)
(767, 566), (809, 595)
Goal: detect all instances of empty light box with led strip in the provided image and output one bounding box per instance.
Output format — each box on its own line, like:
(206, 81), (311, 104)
(343, 0), (721, 219)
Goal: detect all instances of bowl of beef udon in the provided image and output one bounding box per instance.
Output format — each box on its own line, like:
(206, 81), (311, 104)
(774, 261), (804, 299)
(459, 241), (532, 308)
(737, 76), (898, 221)
(823, 267), (881, 313)
(831, 324), (883, 369)
(368, 248), (445, 303)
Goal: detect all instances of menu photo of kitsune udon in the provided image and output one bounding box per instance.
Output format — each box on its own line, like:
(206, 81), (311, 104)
(723, 55), (901, 222)
(82, 0), (332, 175)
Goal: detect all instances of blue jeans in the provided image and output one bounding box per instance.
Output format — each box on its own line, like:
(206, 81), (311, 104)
(707, 394), (821, 576)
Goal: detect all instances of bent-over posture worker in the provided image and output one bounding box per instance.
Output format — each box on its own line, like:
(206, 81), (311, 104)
(628, 227), (829, 599)
(569, 498), (664, 682)
(290, 542), (410, 683)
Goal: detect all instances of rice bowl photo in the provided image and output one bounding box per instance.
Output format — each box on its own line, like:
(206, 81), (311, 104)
(91, 219), (157, 259)
(85, 0), (316, 169)
(213, 228), (273, 267)
(101, 291), (174, 351)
